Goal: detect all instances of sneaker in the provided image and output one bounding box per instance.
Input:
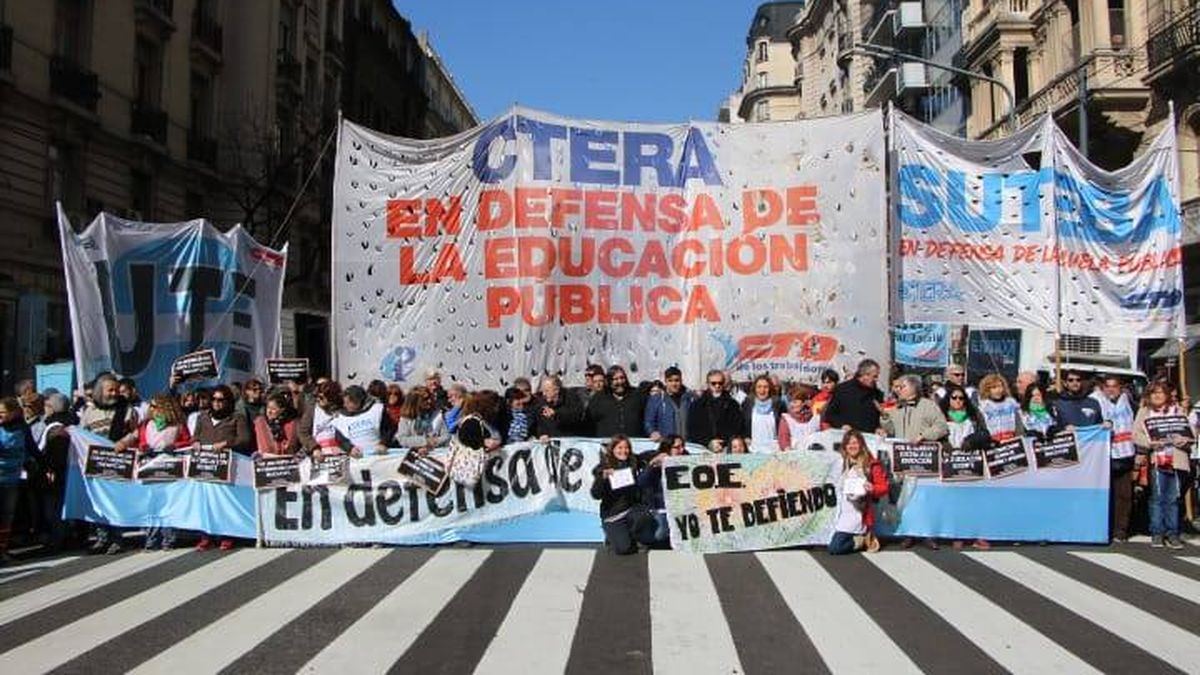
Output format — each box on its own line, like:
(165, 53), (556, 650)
(88, 540), (107, 555)
(1165, 537), (1184, 550)
(973, 539), (991, 550)
(105, 542), (124, 555)
(218, 539), (235, 551)
(852, 535), (867, 551)
(1151, 535), (1165, 548)
(195, 537), (214, 551)
(1111, 535), (1129, 544)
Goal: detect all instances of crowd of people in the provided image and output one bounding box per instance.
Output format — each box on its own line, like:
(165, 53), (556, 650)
(0, 358), (1196, 561)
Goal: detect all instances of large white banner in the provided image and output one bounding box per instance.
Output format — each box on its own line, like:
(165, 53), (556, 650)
(332, 108), (887, 387)
(59, 206), (287, 395)
(893, 110), (1184, 337)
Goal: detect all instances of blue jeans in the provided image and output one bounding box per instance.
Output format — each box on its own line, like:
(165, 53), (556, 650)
(652, 511), (669, 544)
(1149, 468), (1181, 538)
(827, 531), (859, 555)
(145, 526), (176, 549)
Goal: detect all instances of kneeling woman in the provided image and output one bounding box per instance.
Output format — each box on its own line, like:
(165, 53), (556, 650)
(828, 430), (888, 555)
(590, 435), (657, 555)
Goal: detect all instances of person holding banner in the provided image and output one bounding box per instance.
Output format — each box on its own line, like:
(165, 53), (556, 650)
(977, 374), (1024, 442)
(112, 395), (192, 550)
(253, 393), (301, 456)
(0, 397), (34, 563)
(777, 385), (821, 451)
(299, 380), (342, 458)
(812, 369), (839, 420)
(236, 379), (266, 427)
(1094, 376), (1137, 543)
(1019, 383), (1057, 441)
(880, 375), (948, 443)
(939, 384), (991, 451)
(824, 360), (885, 434)
(636, 435), (687, 546)
(742, 375), (785, 453)
(531, 375), (582, 441)
(393, 386), (450, 452)
(644, 367), (697, 441)
(828, 430), (886, 555)
(78, 374), (139, 553)
(1133, 382), (1190, 549)
(1051, 370), (1103, 430)
(192, 385), (253, 552)
(590, 435), (656, 555)
(330, 385), (395, 457)
(586, 366), (645, 439)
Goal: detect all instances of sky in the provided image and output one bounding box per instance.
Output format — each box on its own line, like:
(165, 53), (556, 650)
(391, 1), (770, 124)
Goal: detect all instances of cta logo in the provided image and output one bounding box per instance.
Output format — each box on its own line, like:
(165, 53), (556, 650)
(711, 330), (839, 367)
(1120, 289), (1181, 310)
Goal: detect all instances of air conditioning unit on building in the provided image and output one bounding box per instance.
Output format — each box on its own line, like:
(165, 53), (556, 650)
(898, 62), (929, 90)
(895, 1), (925, 33)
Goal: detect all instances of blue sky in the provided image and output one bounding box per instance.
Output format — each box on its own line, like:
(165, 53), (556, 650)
(391, 1), (768, 124)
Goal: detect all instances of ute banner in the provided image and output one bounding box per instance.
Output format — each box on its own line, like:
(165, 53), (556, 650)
(892, 109), (1184, 338)
(58, 206), (287, 395)
(331, 108), (888, 388)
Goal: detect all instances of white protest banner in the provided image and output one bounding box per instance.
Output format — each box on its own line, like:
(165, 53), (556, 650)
(58, 206), (287, 396)
(663, 450), (844, 554)
(331, 108), (887, 387)
(892, 109), (1184, 338)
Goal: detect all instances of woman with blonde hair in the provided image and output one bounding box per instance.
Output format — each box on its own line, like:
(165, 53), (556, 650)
(1133, 381), (1190, 549)
(977, 373), (1023, 442)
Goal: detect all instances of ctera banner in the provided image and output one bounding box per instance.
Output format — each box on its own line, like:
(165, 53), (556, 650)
(58, 206), (287, 396)
(892, 109), (1184, 338)
(331, 108), (887, 388)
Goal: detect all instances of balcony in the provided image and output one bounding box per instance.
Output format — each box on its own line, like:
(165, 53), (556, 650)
(135, 0), (176, 38)
(276, 51), (302, 95)
(863, 1), (925, 45)
(1145, 3), (1200, 84)
(49, 56), (100, 112)
(863, 61), (929, 107)
(191, 8), (223, 63)
(962, 0), (1040, 46)
(131, 101), (168, 145)
(0, 24), (11, 72)
(187, 132), (218, 167)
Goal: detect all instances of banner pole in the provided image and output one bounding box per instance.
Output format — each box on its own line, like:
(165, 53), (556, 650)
(1178, 337), (1188, 399)
(1054, 333), (1063, 391)
(255, 489), (264, 549)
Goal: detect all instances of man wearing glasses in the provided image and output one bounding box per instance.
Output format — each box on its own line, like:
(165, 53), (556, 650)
(1050, 369), (1103, 430)
(934, 365), (977, 404)
(686, 370), (743, 451)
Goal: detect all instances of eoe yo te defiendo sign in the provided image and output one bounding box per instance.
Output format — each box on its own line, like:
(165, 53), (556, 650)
(332, 108), (887, 387)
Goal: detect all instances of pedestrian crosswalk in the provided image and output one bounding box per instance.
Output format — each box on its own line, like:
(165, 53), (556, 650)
(0, 544), (1196, 674)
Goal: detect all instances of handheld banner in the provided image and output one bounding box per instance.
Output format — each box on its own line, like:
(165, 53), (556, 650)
(84, 446), (136, 481)
(58, 207), (287, 396)
(1144, 415), (1194, 442)
(187, 448), (233, 483)
(890, 441), (940, 476)
(663, 450), (843, 554)
(892, 109), (1184, 338)
(254, 456), (302, 490)
(1033, 433), (1080, 469)
(332, 108), (887, 387)
(983, 437), (1030, 479)
(267, 358), (310, 385)
(940, 449), (986, 481)
(135, 451), (187, 482)
(397, 450), (451, 495)
(172, 349), (219, 382)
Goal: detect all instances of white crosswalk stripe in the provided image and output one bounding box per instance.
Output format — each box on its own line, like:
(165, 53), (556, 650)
(130, 549), (388, 674)
(1069, 551), (1200, 603)
(0, 550), (187, 627)
(965, 551), (1200, 673)
(758, 550), (921, 673)
(0, 547), (1198, 673)
(867, 551), (1100, 674)
(301, 549), (491, 673)
(649, 550), (743, 675)
(0, 549), (288, 672)
(473, 549), (594, 675)
(0, 556), (78, 581)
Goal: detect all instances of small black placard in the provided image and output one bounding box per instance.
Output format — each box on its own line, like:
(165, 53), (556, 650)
(254, 455), (301, 490)
(398, 450), (450, 495)
(84, 446), (136, 481)
(172, 349), (219, 381)
(266, 358), (310, 385)
(187, 448), (233, 483)
(1032, 433), (1080, 469)
(136, 451), (187, 482)
(1144, 415), (1194, 442)
(890, 441), (941, 476)
(940, 448), (985, 481)
(310, 455), (350, 485)
(984, 437), (1029, 479)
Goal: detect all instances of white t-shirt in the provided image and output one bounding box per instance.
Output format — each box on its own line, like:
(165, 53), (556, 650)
(782, 413), (822, 450)
(750, 407), (778, 453)
(1092, 391), (1135, 459)
(834, 467), (867, 534)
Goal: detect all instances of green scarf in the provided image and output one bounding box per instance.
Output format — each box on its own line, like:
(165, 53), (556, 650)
(948, 409), (969, 423)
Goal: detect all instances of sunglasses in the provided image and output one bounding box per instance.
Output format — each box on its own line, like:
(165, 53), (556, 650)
(211, 396), (228, 402)
(1065, 377), (1082, 383)
(708, 381), (724, 386)
(949, 395), (966, 401)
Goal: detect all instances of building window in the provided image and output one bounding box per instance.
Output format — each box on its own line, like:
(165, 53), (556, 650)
(54, 0), (89, 63)
(756, 72), (768, 89)
(754, 99), (770, 122)
(134, 38), (162, 107)
(131, 170), (154, 220)
(1108, 0), (1127, 47)
(1014, 48), (1029, 104)
(756, 40), (768, 63)
(190, 72), (213, 135)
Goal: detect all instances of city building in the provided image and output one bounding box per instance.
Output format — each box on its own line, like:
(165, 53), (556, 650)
(0, 0), (475, 391)
(722, 2), (805, 123)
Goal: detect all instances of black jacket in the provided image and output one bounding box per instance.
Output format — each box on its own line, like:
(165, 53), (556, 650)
(586, 389), (646, 438)
(590, 456), (646, 519)
(530, 390), (584, 438)
(823, 379), (884, 433)
(687, 392), (743, 447)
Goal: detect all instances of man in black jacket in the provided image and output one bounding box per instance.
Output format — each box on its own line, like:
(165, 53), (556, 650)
(686, 369), (744, 450)
(531, 375), (583, 439)
(586, 366), (645, 438)
(823, 359), (884, 433)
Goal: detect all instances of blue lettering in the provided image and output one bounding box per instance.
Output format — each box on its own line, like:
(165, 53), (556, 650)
(471, 118), (517, 184)
(569, 128), (620, 185)
(623, 132), (675, 187)
(946, 170), (1002, 232)
(676, 127), (723, 187)
(516, 116), (566, 181)
(898, 164), (943, 229)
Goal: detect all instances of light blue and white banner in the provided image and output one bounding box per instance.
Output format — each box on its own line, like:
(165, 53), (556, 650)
(58, 206), (287, 396)
(893, 323), (950, 368)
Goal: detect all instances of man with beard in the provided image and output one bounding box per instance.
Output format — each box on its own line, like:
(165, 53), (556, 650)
(192, 384), (252, 551)
(586, 366), (645, 438)
(78, 373), (139, 554)
(424, 369), (450, 412)
(644, 366), (697, 441)
(531, 374), (583, 440)
(686, 369), (743, 451)
(1050, 369), (1103, 430)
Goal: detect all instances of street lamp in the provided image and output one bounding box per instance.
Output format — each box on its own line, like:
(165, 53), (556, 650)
(845, 41), (1018, 135)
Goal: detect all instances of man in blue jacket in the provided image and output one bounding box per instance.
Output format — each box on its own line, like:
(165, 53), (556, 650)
(644, 367), (697, 441)
(1050, 369), (1104, 430)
